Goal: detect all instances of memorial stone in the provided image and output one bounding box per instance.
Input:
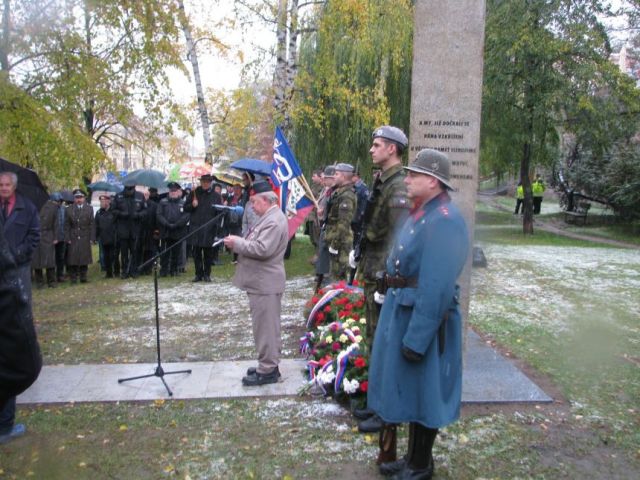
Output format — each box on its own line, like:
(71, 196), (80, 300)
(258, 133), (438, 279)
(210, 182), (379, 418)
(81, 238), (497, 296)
(409, 0), (486, 320)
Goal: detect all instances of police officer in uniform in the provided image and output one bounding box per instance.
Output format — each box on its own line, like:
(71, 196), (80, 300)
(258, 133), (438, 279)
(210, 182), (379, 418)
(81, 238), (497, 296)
(367, 149), (469, 479)
(354, 126), (411, 433)
(324, 163), (357, 281)
(111, 181), (147, 278)
(156, 182), (190, 277)
(64, 189), (95, 284)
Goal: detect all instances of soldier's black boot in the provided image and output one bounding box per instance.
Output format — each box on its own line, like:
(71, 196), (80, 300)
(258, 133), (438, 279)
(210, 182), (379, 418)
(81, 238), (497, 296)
(380, 423), (412, 476)
(79, 266), (88, 283)
(314, 274), (324, 293)
(377, 424), (397, 468)
(391, 423), (437, 480)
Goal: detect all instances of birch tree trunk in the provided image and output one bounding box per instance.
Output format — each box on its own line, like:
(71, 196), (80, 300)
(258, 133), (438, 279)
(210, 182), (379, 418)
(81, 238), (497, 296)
(273, 0), (289, 124)
(177, 0), (213, 163)
(0, 0), (10, 72)
(282, 0), (298, 136)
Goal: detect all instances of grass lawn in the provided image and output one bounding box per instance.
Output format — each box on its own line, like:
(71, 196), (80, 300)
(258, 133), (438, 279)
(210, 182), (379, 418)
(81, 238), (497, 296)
(1, 210), (639, 479)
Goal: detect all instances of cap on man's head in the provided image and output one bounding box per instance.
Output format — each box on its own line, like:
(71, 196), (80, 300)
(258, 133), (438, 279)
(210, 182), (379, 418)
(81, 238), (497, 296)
(149, 187), (158, 194)
(200, 174), (213, 182)
(98, 194), (111, 201)
(73, 188), (86, 197)
(404, 148), (455, 191)
(50, 192), (62, 202)
(372, 125), (409, 148)
(250, 180), (273, 195)
(167, 181), (181, 191)
(323, 165), (336, 177)
(334, 163), (355, 173)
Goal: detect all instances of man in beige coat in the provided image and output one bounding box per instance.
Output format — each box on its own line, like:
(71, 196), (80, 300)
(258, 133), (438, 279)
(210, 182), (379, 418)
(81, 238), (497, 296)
(223, 180), (289, 386)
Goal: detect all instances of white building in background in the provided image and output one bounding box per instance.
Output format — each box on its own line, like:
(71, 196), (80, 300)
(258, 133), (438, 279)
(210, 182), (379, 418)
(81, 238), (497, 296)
(610, 43), (640, 86)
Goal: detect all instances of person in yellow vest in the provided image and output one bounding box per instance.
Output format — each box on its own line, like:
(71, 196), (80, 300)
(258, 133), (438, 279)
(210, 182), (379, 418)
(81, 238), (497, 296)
(532, 175), (546, 214)
(514, 182), (524, 215)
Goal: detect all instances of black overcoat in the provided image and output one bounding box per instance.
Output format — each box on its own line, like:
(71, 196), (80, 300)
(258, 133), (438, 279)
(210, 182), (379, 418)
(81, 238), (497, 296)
(183, 187), (222, 247)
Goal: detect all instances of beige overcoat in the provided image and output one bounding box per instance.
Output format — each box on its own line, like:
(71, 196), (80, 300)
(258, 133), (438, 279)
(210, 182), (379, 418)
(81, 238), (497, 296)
(232, 205), (288, 295)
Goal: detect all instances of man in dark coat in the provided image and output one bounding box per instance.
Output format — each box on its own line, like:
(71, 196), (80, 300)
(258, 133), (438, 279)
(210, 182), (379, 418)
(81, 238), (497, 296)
(64, 189), (95, 283)
(0, 171), (41, 444)
(367, 149), (469, 478)
(94, 195), (118, 278)
(32, 195), (60, 288)
(111, 183), (147, 278)
(156, 182), (190, 277)
(184, 174), (222, 282)
(140, 188), (160, 274)
(53, 193), (67, 281)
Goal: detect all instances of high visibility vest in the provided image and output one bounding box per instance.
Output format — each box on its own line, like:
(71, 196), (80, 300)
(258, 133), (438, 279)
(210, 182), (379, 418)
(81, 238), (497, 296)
(532, 180), (545, 197)
(516, 185), (524, 199)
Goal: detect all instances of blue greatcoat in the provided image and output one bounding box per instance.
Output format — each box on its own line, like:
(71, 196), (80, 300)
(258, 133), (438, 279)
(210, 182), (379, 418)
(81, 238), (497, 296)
(367, 191), (468, 428)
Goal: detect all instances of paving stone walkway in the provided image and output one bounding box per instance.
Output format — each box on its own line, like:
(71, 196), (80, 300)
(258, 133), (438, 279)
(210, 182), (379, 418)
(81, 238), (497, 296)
(18, 330), (551, 404)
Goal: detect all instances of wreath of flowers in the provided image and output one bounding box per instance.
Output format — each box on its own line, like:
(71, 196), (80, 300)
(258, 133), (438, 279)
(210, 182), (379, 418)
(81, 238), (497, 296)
(300, 281), (369, 401)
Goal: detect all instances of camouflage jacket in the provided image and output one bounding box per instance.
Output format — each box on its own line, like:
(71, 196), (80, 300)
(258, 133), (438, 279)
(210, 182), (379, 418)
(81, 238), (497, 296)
(324, 184), (356, 251)
(359, 163), (410, 278)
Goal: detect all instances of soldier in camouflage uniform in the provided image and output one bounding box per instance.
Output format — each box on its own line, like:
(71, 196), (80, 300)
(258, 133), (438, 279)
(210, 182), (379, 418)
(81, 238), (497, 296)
(324, 163), (357, 281)
(354, 126), (411, 433)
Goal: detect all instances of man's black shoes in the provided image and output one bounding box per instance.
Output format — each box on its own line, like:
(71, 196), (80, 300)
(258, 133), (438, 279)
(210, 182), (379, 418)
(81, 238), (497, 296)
(242, 367), (281, 386)
(379, 458), (406, 477)
(192, 276), (202, 282)
(358, 414), (384, 433)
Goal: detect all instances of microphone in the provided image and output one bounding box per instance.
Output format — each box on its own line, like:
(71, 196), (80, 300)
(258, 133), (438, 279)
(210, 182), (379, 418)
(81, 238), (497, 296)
(212, 204), (244, 215)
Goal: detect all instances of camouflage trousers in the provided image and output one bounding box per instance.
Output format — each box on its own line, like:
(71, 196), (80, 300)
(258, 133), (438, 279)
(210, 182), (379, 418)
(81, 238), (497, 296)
(329, 248), (350, 281)
(363, 279), (381, 344)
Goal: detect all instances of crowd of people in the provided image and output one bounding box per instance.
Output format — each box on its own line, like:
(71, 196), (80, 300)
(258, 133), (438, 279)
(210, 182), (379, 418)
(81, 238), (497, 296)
(29, 173), (252, 288)
(2, 125), (472, 480)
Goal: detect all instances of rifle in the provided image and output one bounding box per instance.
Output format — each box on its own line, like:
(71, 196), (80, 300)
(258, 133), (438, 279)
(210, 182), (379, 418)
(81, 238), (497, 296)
(347, 175), (381, 285)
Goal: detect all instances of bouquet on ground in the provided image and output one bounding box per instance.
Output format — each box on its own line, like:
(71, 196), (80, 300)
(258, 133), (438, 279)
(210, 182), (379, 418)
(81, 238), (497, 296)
(300, 281), (369, 401)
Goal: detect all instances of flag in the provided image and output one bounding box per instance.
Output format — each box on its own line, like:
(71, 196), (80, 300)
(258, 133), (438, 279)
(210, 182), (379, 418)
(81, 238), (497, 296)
(270, 127), (316, 239)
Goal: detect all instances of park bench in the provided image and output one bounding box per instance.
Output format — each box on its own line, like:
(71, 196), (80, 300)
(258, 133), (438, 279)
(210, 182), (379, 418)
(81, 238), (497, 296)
(564, 201), (591, 226)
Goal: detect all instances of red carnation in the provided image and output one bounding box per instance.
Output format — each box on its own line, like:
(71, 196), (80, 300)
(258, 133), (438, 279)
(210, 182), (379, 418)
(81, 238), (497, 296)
(352, 313), (360, 320)
(344, 303), (353, 311)
(324, 305), (332, 313)
(353, 279), (359, 286)
(332, 342), (342, 351)
(311, 296), (319, 304)
(354, 357), (366, 368)
(360, 381), (368, 392)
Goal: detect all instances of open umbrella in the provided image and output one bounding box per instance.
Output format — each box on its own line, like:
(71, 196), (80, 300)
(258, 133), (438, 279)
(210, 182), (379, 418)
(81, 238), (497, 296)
(123, 169), (166, 189)
(0, 157), (49, 210)
(210, 165), (244, 186)
(88, 181), (123, 193)
(179, 162), (211, 179)
(230, 158), (272, 176)
(58, 190), (75, 202)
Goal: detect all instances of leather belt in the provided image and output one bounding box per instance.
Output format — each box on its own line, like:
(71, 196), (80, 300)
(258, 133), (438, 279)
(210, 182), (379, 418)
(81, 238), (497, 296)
(384, 274), (417, 289)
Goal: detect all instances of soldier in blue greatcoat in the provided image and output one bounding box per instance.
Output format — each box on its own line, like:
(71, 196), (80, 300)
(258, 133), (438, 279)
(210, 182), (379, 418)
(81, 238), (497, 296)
(367, 149), (469, 479)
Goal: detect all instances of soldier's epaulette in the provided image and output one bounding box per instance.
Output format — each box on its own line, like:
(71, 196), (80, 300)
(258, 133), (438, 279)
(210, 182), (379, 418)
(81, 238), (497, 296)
(390, 195), (410, 209)
(438, 205), (450, 216)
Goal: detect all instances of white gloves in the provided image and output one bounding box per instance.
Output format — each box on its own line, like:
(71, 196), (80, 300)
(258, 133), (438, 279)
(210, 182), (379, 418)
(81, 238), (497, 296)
(348, 250), (357, 269)
(328, 246), (338, 255)
(374, 291), (386, 305)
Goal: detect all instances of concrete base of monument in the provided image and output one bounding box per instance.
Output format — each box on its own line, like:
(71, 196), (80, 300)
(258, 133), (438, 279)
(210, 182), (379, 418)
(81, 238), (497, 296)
(18, 331), (551, 404)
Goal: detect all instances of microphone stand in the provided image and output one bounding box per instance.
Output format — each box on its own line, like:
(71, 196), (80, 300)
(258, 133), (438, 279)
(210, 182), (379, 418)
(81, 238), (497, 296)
(118, 209), (229, 396)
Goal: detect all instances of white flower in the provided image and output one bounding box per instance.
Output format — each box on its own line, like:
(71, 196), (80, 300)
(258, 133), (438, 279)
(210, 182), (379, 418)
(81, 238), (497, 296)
(339, 334), (348, 343)
(317, 365), (336, 385)
(343, 377), (360, 394)
(345, 318), (355, 325)
(352, 326), (360, 334)
(354, 335), (363, 343)
(325, 335), (333, 343)
(359, 317), (367, 324)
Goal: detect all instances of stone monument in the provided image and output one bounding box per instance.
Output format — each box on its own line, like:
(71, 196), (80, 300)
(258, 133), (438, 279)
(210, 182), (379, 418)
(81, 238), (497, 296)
(409, 1), (486, 319)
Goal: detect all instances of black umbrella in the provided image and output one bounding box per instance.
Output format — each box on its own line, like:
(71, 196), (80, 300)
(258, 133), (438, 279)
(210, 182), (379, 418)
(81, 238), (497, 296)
(0, 157), (49, 210)
(58, 190), (75, 203)
(88, 181), (123, 193)
(124, 169), (166, 189)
